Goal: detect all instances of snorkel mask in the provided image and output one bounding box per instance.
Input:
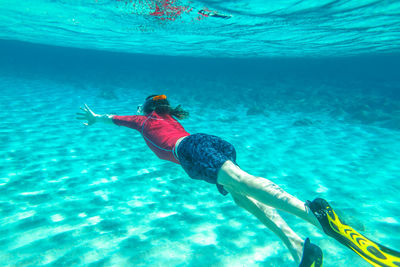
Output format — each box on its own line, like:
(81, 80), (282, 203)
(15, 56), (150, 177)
(137, 94), (167, 114)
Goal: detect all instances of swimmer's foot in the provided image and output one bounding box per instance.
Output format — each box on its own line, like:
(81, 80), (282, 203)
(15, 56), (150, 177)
(306, 198), (400, 267)
(299, 238), (323, 267)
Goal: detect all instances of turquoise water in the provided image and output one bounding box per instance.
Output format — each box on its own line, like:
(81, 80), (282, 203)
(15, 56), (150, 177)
(1, 0), (400, 57)
(1, 1), (400, 266)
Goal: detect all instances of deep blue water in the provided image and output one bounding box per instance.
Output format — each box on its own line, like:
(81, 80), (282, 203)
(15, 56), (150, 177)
(1, 0), (400, 266)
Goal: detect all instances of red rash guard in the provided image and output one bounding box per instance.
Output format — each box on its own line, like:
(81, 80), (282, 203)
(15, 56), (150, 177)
(112, 112), (190, 164)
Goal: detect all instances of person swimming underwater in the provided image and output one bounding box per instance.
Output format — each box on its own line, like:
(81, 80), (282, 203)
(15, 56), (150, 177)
(77, 94), (400, 267)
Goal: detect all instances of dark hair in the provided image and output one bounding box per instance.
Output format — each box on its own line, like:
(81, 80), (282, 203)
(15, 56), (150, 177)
(143, 95), (189, 120)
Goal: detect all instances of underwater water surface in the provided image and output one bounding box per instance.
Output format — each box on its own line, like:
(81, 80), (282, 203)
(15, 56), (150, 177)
(1, 0), (400, 266)
(1, 0), (400, 57)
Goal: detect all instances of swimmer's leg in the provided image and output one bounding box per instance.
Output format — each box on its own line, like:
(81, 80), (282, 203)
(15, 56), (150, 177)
(217, 161), (321, 229)
(226, 186), (305, 263)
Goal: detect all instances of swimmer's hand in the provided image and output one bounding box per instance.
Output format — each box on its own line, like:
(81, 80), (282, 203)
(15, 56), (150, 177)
(76, 104), (97, 126)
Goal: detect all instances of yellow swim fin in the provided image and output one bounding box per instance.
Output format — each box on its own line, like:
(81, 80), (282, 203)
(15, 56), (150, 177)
(307, 198), (400, 267)
(299, 237), (323, 267)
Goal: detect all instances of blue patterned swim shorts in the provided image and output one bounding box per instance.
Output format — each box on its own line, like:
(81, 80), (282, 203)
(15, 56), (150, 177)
(177, 133), (238, 195)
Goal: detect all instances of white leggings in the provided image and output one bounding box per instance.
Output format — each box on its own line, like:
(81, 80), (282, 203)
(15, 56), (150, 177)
(217, 160), (321, 263)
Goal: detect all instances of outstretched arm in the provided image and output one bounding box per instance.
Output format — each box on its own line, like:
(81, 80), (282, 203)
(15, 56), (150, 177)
(95, 114), (114, 124)
(77, 104), (145, 130)
(76, 104), (114, 126)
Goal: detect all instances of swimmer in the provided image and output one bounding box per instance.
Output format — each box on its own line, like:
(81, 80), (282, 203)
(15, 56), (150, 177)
(77, 95), (400, 267)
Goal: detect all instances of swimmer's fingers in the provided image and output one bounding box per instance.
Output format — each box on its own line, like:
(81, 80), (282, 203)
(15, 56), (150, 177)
(79, 104), (93, 114)
(76, 112), (86, 118)
(77, 104), (97, 127)
(80, 106), (88, 113)
(76, 116), (87, 121)
(79, 104), (96, 117)
(79, 120), (94, 126)
(84, 104), (95, 115)
(76, 111), (90, 121)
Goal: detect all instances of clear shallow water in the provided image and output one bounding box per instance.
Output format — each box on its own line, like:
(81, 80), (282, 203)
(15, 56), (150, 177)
(1, 0), (400, 57)
(1, 0), (400, 265)
(1, 42), (400, 266)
